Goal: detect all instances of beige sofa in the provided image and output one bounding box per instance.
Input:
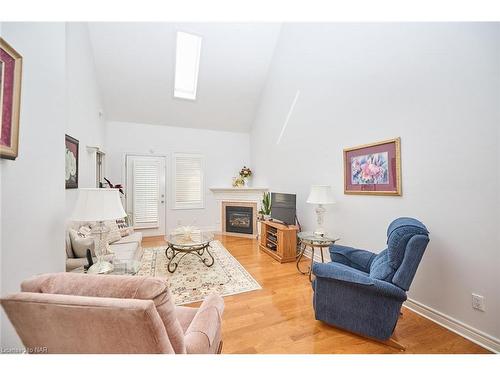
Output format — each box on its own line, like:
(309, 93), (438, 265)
(65, 222), (143, 271)
(1, 273), (224, 354)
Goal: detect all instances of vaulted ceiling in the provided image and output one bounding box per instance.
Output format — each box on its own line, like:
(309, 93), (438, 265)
(88, 23), (282, 132)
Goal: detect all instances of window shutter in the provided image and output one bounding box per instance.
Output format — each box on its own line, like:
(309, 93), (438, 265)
(174, 153), (204, 209)
(133, 160), (160, 228)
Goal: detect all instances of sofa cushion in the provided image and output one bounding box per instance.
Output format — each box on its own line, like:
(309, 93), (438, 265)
(69, 229), (95, 258)
(113, 232), (143, 245)
(105, 221), (122, 244)
(116, 218), (129, 236)
(369, 249), (396, 282)
(109, 242), (140, 261)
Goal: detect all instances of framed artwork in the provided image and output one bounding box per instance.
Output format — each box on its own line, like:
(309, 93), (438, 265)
(0, 37), (23, 160)
(344, 137), (401, 196)
(65, 135), (79, 189)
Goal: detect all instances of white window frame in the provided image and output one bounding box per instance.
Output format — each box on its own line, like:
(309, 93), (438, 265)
(173, 31), (202, 101)
(172, 153), (205, 210)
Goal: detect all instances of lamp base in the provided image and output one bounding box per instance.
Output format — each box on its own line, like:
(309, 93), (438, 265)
(87, 260), (114, 274)
(313, 205), (327, 238)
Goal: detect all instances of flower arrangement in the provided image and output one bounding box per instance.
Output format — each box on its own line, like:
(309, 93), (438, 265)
(232, 176), (245, 188)
(174, 225), (197, 240)
(239, 166), (252, 178)
(231, 166), (253, 188)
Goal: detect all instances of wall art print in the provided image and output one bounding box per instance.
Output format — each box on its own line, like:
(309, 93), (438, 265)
(344, 138), (401, 196)
(65, 135), (79, 189)
(0, 37), (23, 160)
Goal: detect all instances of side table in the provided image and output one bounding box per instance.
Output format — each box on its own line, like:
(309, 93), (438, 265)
(296, 232), (340, 281)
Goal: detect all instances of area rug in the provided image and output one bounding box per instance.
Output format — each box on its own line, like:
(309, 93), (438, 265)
(137, 240), (261, 305)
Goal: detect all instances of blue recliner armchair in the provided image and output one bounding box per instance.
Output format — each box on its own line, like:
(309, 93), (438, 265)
(312, 217), (430, 341)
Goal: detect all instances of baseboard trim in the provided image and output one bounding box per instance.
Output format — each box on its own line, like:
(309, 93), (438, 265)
(303, 250), (499, 353)
(217, 231), (258, 239)
(404, 299), (499, 353)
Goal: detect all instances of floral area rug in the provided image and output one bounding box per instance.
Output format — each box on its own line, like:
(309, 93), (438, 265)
(138, 240), (261, 305)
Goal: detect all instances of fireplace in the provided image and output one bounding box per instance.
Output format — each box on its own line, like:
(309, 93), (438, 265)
(225, 206), (253, 235)
(221, 201), (257, 237)
(212, 189), (268, 238)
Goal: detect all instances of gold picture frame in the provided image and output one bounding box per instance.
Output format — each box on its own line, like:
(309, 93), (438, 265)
(0, 37), (23, 160)
(343, 137), (402, 196)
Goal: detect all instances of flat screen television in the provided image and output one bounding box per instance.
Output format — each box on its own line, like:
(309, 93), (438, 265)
(270, 192), (296, 225)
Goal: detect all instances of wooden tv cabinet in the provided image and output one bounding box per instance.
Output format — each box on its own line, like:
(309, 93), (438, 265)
(259, 220), (299, 263)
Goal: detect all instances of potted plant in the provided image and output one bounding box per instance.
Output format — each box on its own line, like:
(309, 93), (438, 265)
(258, 192), (271, 220)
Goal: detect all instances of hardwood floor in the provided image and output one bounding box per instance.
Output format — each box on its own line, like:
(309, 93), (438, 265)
(142, 234), (490, 354)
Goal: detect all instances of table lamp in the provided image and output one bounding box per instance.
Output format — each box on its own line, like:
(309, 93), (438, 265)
(306, 185), (336, 237)
(71, 188), (126, 274)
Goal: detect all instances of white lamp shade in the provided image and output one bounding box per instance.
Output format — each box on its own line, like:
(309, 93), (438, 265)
(306, 185), (336, 205)
(71, 188), (126, 221)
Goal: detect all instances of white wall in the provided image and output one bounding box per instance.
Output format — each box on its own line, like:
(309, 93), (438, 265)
(0, 23), (67, 348)
(65, 23), (105, 217)
(250, 23), (500, 341)
(105, 121), (251, 235)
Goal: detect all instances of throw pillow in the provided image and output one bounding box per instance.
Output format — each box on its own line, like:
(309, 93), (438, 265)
(116, 218), (129, 237)
(69, 229), (95, 258)
(78, 225), (92, 237)
(105, 220), (122, 244)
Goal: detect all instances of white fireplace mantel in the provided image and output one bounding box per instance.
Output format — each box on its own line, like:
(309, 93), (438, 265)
(209, 187), (268, 202)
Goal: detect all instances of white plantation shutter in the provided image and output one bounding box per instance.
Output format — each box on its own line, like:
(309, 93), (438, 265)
(133, 160), (160, 228)
(174, 153), (204, 209)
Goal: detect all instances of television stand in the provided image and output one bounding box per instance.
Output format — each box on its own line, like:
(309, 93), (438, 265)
(268, 218), (289, 227)
(259, 220), (299, 263)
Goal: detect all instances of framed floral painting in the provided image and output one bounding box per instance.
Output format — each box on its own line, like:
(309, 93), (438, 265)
(65, 135), (79, 189)
(0, 37), (23, 160)
(344, 138), (401, 196)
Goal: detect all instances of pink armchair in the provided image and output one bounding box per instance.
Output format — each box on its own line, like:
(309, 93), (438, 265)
(0, 273), (224, 354)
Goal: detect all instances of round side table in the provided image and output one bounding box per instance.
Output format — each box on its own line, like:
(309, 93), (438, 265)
(296, 232), (340, 281)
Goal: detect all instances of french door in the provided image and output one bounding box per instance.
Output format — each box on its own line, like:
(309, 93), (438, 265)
(125, 155), (166, 236)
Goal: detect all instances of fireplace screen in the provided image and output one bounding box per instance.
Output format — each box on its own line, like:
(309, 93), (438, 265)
(226, 206), (253, 234)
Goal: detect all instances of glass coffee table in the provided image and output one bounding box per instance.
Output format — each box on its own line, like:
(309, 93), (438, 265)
(71, 258), (141, 275)
(165, 231), (215, 273)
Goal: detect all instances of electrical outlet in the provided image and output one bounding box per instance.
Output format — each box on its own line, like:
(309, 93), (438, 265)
(472, 294), (485, 312)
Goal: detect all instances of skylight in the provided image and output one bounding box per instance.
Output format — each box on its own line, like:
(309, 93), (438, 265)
(174, 31), (202, 100)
